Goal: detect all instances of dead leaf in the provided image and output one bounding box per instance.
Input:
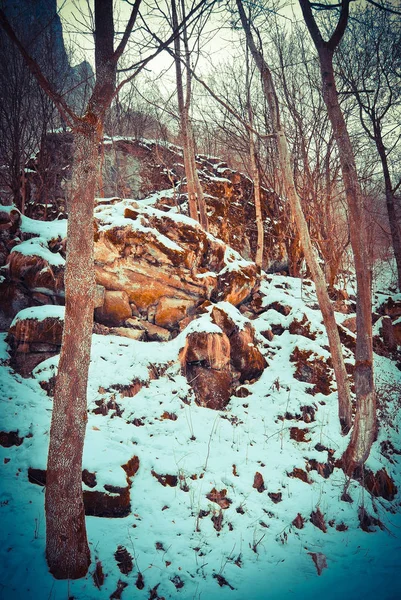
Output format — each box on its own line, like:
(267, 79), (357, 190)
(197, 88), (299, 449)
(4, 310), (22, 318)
(308, 552), (327, 575)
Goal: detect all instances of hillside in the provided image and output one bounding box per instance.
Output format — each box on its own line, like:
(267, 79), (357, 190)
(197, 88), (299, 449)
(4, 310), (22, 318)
(0, 171), (401, 599)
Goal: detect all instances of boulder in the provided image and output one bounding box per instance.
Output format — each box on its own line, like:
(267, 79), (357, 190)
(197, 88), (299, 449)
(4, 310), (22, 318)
(180, 329), (233, 410)
(94, 219), (216, 316)
(211, 305), (267, 383)
(8, 245), (64, 295)
(95, 290), (132, 326)
(379, 297), (401, 319)
(290, 347), (333, 396)
(93, 203), (258, 329)
(229, 323), (267, 383)
(7, 306), (64, 376)
(125, 317), (171, 341)
(212, 262), (258, 306)
(342, 316), (357, 334)
(108, 327), (146, 341)
(185, 365), (233, 411)
(181, 330), (231, 370)
(154, 296), (193, 330)
(8, 309), (64, 346)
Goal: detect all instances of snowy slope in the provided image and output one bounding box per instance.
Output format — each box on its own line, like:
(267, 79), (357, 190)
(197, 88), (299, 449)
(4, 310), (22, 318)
(1, 267), (401, 600)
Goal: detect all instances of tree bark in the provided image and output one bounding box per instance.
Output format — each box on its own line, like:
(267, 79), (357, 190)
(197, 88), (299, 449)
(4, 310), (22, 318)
(298, 0), (377, 474)
(237, 0), (352, 433)
(45, 122), (99, 579)
(249, 129), (264, 268)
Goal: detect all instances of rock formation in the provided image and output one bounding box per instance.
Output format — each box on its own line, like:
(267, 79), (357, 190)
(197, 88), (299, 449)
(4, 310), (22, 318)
(24, 137), (287, 271)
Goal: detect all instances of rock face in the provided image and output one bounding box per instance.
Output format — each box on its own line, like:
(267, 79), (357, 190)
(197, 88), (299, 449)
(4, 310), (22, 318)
(24, 136), (288, 271)
(93, 201), (258, 332)
(210, 305), (267, 383)
(1, 1), (93, 117)
(180, 328), (233, 410)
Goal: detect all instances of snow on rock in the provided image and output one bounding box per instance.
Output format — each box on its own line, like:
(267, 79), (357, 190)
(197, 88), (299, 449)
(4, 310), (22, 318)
(20, 214), (67, 241)
(7, 306), (65, 376)
(23, 136), (287, 270)
(93, 198), (258, 327)
(10, 305), (65, 327)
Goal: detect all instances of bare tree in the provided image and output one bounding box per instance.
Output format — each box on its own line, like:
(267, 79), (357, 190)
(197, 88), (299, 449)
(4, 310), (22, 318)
(299, 0), (377, 475)
(236, 0), (353, 433)
(270, 22), (350, 292)
(170, 0), (209, 229)
(0, 0), (207, 578)
(336, 3), (401, 290)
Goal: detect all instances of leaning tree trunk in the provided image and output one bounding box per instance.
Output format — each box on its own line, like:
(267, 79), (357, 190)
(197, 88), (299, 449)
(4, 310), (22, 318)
(188, 124), (209, 231)
(236, 0), (352, 433)
(172, 0), (198, 223)
(246, 48), (264, 268)
(249, 130), (264, 268)
(317, 48), (377, 474)
(45, 121), (99, 579)
(374, 122), (401, 291)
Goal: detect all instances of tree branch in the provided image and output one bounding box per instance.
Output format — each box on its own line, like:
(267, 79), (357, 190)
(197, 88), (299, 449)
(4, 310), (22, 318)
(112, 0), (142, 63)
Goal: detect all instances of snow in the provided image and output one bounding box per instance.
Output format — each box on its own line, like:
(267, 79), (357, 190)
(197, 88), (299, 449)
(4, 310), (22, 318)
(10, 237), (65, 267)
(1, 206), (401, 599)
(20, 214), (67, 241)
(10, 305), (65, 327)
(1, 267), (401, 599)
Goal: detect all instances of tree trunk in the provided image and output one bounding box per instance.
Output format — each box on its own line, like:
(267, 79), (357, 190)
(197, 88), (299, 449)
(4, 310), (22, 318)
(237, 0), (352, 433)
(171, 0), (208, 230)
(249, 138), (264, 268)
(45, 122), (98, 579)
(189, 125), (209, 230)
(246, 46), (264, 268)
(316, 48), (377, 474)
(181, 116), (199, 222)
(374, 122), (401, 291)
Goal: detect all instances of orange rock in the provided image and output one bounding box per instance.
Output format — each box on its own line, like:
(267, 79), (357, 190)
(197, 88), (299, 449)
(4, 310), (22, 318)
(95, 290), (132, 326)
(9, 314), (63, 345)
(154, 296), (193, 330)
(8, 251), (64, 294)
(181, 330), (231, 370)
(186, 365), (232, 410)
(230, 323), (267, 382)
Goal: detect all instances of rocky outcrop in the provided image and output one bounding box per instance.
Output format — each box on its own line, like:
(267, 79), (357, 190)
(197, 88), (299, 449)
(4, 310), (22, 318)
(93, 201), (258, 331)
(23, 136), (287, 271)
(7, 306), (64, 376)
(179, 304), (267, 409)
(1, 198), (258, 333)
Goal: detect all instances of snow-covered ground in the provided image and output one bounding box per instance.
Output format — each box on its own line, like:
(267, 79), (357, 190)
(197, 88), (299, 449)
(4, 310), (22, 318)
(1, 266), (401, 599)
